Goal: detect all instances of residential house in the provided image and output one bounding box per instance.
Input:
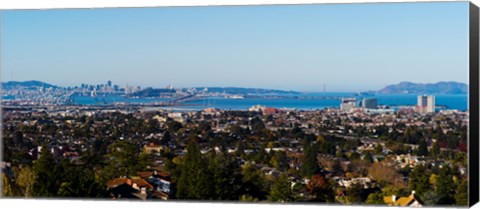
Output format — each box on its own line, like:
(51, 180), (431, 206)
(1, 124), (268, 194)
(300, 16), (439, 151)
(144, 143), (163, 154)
(384, 191), (423, 207)
(107, 177), (154, 200)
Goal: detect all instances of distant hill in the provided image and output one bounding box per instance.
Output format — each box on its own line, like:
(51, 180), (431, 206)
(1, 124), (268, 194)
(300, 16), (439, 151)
(127, 87), (300, 97)
(377, 81), (468, 94)
(1, 80), (58, 90)
(194, 87), (301, 95)
(129, 87), (176, 97)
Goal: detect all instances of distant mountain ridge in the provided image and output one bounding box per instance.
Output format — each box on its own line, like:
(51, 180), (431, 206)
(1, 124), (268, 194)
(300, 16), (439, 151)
(1, 80), (57, 90)
(377, 81), (468, 94)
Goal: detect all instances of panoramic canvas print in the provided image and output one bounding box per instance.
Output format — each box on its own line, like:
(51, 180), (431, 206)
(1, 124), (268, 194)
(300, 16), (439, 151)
(0, 1), (474, 207)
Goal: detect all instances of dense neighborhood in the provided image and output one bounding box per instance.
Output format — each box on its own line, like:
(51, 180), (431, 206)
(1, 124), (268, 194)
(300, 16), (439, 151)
(1, 103), (469, 206)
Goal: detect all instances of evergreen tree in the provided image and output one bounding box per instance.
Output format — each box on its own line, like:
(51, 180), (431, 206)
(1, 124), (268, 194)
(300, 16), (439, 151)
(161, 131), (172, 145)
(240, 163), (268, 201)
(268, 174), (296, 202)
(301, 141), (320, 178)
(251, 117), (265, 133)
(101, 140), (139, 182)
(435, 166), (455, 205)
(270, 151), (289, 171)
(431, 141), (440, 159)
(254, 144), (269, 164)
(319, 140), (336, 156)
(176, 140), (213, 199)
(59, 160), (106, 197)
(404, 126), (422, 144)
(346, 183), (366, 204)
(57, 182), (74, 197)
(408, 165), (430, 199)
(32, 145), (60, 197)
(208, 151), (243, 200)
(416, 139), (428, 156)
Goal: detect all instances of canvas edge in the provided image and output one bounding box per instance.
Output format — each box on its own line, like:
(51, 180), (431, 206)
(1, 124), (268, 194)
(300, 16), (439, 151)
(0, 2), (476, 208)
(469, 1), (480, 207)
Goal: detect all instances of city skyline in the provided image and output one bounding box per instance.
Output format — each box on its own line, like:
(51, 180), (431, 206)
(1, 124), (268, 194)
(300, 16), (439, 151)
(1, 79), (468, 93)
(1, 2), (470, 92)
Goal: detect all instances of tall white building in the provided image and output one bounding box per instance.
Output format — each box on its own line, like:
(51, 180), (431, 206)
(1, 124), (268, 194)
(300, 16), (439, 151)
(340, 98), (357, 112)
(416, 95), (435, 113)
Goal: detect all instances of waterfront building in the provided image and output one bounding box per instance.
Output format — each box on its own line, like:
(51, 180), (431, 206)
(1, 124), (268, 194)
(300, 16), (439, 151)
(340, 98), (357, 112)
(249, 105), (267, 112)
(416, 95), (435, 113)
(362, 98), (378, 109)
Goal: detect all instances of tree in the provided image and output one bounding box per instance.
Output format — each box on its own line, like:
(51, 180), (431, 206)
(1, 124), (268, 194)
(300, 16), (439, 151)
(16, 165), (36, 197)
(59, 160), (106, 198)
(291, 125), (305, 139)
(416, 139), (428, 156)
(429, 173), (438, 186)
(366, 191), (384, 205)
(166, 119), (183, 132)
(374, 144), (383, 155)
(2, 173), (18, 197)
(176, 140), (212, 199)
(455, 179), (468, 206)
(160, 131), (172, 145)
(301, 142), (320, 178)
(270, 151), (289, 171)
(430, 141), (440, 159)
(435, 166), (455, 205)
(368, 163), (404, 188)
(32, 145), (61, 197)
(240, 194), (259, 202)
(346, 183), (366, 204)
(241, 163), (269, 201)
(251, 117), (265, 133)
(408, 165), (430, 199)
(306, 174), (335, 202)
(268, 174), (296, 202)
(316, 134), (325, 144)
(319, 140), (336, 156)
(207, 151), (243, 200)
(13, 131), (24, 145)
(404, 126), (422, 144)
(101, 140), (139, 182)
(254, 145), (269, 164)
(57, 182), (74, 197)
(363, 152), (373, 163)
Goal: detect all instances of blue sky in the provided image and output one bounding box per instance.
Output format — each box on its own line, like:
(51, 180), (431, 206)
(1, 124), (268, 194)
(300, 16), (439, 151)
(0, 2), (469, 92)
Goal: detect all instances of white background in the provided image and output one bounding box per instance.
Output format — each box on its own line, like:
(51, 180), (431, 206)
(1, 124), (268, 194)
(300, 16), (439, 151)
(0, 0), (479, 209)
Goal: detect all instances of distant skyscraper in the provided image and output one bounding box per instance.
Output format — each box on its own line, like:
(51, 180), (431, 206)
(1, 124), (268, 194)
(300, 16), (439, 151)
(340, 98), (357, 112)
(107, 80), (112, 87)
(416, 95), (435, 113)
(362, 98), (378, 109)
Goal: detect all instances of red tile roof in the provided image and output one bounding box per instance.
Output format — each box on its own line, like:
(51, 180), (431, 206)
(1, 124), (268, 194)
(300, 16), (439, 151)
(107, 178), (153, 190)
